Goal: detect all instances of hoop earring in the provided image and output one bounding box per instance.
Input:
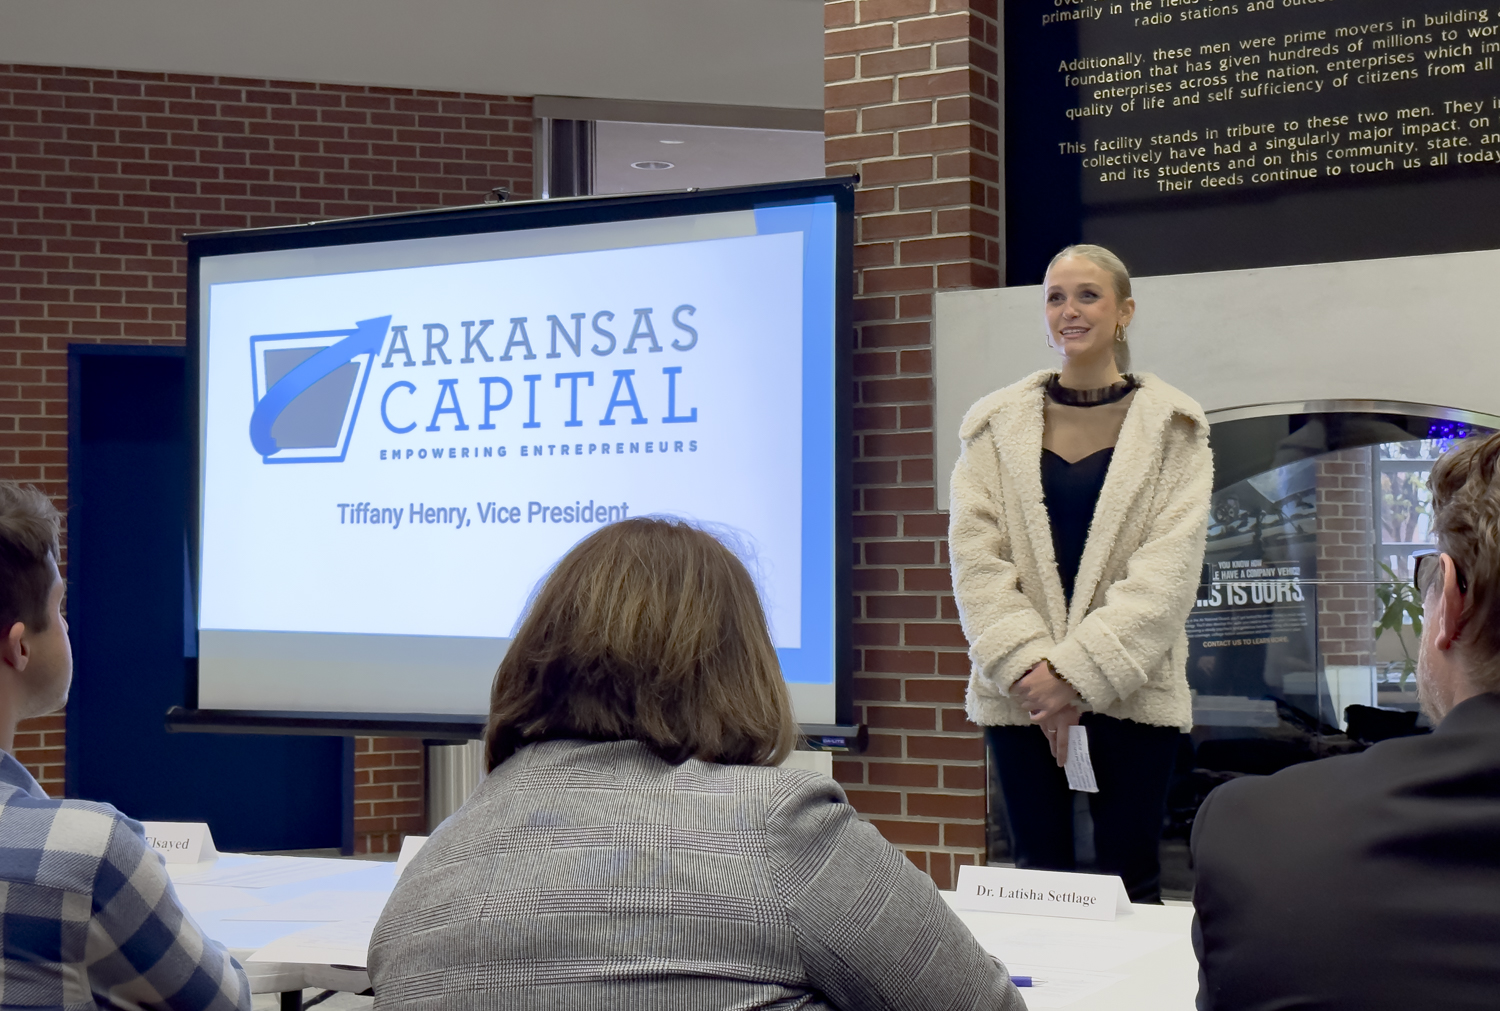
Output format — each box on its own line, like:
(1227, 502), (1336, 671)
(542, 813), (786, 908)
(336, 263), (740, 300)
(1115, 324), (1126, 343)
(1046, 332), (1056, 349)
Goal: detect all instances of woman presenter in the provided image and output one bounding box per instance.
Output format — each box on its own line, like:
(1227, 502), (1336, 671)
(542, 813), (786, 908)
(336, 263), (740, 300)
(948, 244), (1212, 902)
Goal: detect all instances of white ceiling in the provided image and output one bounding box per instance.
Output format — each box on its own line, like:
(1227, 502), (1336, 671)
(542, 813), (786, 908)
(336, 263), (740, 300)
(593, 121), (826, 195)
(0, 0), (823, 110)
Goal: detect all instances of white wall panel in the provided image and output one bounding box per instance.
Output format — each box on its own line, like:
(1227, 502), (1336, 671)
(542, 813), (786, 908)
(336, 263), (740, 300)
(935, 250), (1500, 510)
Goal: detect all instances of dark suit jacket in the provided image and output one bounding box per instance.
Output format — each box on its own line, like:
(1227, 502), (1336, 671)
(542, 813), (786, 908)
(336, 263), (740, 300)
(1191, 691), (1500, 1010)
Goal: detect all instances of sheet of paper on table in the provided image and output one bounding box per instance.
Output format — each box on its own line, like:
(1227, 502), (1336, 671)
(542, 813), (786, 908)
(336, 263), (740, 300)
(172, 885), (267, 914)
(172, 855), (368, 889)
(1006, 967), (1128, 1009)
(223, 890), (390, 922)
(972, 923), (1178, 972)
(247, 917), (379, 969)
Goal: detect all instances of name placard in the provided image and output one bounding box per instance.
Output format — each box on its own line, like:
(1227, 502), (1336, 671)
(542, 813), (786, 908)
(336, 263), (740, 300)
(394, 834), (428, 878)
(141, 821), (217, 864)
(954, 865), (1130, 922)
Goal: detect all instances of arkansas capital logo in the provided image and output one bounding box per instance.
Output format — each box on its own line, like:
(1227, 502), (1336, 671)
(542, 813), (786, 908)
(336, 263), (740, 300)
(248, 316), (390, 464)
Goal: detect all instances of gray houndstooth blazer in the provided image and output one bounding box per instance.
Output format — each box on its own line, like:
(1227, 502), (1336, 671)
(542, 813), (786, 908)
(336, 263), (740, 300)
(369, 738), (1025, 1010)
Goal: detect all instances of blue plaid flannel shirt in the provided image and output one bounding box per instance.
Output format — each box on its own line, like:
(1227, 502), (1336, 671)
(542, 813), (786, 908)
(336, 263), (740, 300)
(0, 751), (250, 1010)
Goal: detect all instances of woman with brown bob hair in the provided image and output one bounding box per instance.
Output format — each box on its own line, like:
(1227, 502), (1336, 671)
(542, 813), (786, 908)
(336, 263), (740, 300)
(370, 518), (1022, 1011)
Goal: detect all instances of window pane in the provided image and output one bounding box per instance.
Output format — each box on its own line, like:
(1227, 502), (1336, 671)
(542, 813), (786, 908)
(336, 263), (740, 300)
(1379, 440), (1441, 461)
(1378, 469), (1436, 554)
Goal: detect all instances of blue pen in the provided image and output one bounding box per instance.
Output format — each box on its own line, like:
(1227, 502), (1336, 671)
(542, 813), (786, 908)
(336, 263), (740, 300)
(1010, 976), (1041, 987)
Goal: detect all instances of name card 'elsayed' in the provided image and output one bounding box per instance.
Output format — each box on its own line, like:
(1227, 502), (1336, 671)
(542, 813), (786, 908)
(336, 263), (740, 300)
(141, 822), (218, 864)
(954, 865), (1131, 921)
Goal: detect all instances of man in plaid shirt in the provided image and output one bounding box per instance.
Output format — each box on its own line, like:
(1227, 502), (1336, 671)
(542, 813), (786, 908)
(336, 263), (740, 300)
(0, 483), (250, 1010)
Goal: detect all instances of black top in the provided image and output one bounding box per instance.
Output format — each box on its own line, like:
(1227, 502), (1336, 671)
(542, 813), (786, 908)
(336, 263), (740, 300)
(1191, 691), (1500, 1010)
(1041, 447), (1112, 605)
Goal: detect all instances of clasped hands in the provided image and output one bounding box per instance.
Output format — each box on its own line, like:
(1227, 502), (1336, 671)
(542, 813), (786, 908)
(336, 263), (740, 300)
(1012, 660), (1082, 768)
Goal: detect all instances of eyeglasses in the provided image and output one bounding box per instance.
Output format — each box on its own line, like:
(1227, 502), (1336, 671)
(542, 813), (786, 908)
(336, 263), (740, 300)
(1413, 550), (1468, 598)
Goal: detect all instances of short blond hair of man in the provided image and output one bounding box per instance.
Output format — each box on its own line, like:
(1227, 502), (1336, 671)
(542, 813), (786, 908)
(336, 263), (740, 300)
(1429, 429), (1500, 691)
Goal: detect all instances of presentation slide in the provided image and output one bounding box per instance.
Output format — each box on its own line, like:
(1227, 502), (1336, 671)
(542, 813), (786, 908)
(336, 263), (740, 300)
(194, 194), (841, 723)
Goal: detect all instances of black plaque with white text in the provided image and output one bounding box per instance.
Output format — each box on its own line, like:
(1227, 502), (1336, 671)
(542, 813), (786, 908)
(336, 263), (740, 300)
(1008, 0), (1500, 281)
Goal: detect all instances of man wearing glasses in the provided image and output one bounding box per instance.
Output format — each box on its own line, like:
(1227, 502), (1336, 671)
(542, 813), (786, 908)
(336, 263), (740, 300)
(1189, 431), (1500, 1011)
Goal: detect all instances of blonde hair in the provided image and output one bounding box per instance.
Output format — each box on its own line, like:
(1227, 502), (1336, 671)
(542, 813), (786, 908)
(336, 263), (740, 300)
(1046, 244), (1134, 373)
(1428, 431), (1500, 691)
(484, 517), (800, 770)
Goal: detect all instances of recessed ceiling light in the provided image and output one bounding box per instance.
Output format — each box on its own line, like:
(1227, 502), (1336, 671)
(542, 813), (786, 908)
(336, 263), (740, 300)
(632, 161), (674, 170)
(659, 139), (685, 145)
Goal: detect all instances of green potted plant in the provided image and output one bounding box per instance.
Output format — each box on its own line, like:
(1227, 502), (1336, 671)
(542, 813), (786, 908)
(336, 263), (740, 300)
(1373, 561), (1423, 685)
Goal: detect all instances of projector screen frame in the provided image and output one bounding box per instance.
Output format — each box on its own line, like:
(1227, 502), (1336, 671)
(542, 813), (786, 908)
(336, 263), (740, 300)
(180, 176), (856, 738)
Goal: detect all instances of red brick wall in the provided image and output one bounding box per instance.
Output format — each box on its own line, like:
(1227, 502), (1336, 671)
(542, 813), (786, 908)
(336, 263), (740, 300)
(1315, 448), (1375, 666)
(0, 64), (530, 850)
(354, 737), (425, 855)
(13, 713), (64, 789)
(825, 0), (1001, 887)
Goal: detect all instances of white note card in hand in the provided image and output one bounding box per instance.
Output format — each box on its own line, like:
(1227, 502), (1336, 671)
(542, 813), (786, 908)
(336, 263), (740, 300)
(1065, 725), (1098, 793)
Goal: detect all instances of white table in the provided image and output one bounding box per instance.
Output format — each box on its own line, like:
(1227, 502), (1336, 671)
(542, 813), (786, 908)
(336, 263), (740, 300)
(943, 893), (1199, 1010)
(172, 855), (1198, 1010)
(168, 855), (394, 1001)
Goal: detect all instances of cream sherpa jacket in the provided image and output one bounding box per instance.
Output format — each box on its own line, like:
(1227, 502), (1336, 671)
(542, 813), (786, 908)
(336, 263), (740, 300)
(949, 370), (1212, 731)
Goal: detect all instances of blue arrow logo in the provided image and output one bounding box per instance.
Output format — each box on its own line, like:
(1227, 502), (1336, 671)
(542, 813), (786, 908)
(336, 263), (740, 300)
(248, 315), (390, 459)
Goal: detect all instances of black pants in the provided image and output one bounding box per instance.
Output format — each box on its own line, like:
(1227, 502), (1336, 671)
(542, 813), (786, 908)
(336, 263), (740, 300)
(988, 713), (1182, 903)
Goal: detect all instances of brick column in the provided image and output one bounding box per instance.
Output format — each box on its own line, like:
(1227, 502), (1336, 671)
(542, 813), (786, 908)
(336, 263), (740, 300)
(353, 737), (426, 854)
(825, 0), (1000, 887)
(1315, 448), (1376, 668)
